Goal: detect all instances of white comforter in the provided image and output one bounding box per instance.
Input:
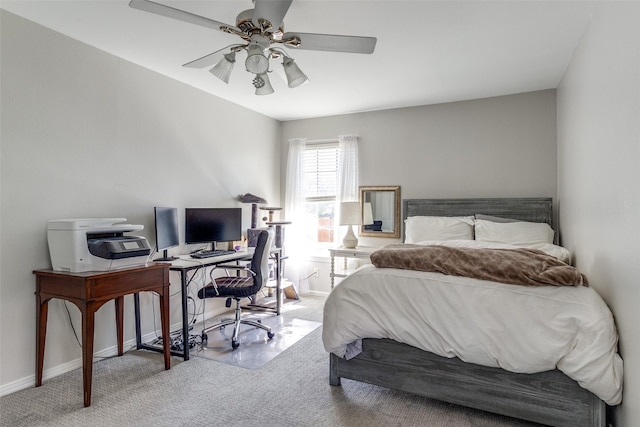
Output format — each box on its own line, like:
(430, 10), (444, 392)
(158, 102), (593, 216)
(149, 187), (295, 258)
(322, 264), (623, 405)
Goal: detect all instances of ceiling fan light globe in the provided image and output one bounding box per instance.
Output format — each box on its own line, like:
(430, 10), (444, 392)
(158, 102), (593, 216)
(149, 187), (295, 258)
(209, 52), (236, 84)
(255, 73), (274, 96)
(282, 57), (309, 88)
(245, 44), (269, 74)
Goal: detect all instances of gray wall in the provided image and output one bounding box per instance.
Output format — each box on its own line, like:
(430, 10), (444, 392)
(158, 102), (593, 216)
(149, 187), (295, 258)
(0, 11), (281, 392)
(557, 3), (640, 425)
(282, 90), (558, 292)
(282, 90), (556, 201)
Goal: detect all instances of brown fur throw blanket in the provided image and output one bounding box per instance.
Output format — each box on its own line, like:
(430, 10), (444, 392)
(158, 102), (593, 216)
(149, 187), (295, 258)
(370, 244), (588, 287)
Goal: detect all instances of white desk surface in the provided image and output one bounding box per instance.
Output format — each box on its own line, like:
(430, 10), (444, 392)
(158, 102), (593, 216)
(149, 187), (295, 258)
(158, 249), (255, 270)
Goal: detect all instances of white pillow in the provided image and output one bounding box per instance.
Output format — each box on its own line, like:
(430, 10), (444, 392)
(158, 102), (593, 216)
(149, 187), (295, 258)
(404, 216), (474, 243)
(474, 219), (554, 245)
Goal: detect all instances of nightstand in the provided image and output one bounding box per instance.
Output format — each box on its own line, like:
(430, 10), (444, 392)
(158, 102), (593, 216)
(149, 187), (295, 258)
(328, 246), (378, 289)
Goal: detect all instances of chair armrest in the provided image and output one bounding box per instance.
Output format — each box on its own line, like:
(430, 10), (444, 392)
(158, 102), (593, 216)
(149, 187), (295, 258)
(212, 264), (257, 277)
(214, 264), (246, 270)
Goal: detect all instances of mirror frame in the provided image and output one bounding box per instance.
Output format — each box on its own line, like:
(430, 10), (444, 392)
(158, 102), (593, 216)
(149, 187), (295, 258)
(359, 185), (401, 238)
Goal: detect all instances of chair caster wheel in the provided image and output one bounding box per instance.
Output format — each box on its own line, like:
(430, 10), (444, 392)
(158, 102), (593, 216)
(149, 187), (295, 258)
(232, 340), (240, 349)
(267, 331), (275, 340)
(201, 333), (208, 343)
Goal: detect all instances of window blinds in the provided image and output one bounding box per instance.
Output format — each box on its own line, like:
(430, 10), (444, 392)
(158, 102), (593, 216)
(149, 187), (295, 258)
(304, 143), (338, 201)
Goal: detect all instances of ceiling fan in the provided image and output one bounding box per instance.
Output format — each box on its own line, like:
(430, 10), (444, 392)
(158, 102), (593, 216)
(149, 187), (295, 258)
(129, 0), (377, 95)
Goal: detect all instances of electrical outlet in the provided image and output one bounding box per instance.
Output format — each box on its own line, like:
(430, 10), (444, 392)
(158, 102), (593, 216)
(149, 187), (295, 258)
(312, 268), (319, 278)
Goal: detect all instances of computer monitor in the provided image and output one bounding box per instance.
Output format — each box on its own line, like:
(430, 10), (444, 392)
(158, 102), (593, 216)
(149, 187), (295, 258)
(185, 208), (242, 250)
(154, 207), (179, 261)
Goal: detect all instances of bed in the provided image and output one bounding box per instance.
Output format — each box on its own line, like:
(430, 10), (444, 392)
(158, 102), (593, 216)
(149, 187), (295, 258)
(323, 198), (622, 427)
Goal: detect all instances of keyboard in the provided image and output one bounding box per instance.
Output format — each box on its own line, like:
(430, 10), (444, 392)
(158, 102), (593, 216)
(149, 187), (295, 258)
(190, 250), (236, 259)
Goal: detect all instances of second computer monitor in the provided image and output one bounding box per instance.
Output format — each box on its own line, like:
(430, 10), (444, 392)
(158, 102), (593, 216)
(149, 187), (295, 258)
(185, 208), (242, 250)
(154, 207), (179, 261)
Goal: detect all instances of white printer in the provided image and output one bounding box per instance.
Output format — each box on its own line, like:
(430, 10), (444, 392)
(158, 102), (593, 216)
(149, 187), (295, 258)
(47, 218), (151, 272)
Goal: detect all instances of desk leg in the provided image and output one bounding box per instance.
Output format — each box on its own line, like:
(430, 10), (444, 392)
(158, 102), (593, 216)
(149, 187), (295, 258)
(180, 272), (190, 361)
(159, 289), (171, 370)
(81, 301), (96, 407)
(115, 296), (124, 356)
(133, 293), (142, 349)
(275, 253), (281, 315)
(35, 295), (48, 387)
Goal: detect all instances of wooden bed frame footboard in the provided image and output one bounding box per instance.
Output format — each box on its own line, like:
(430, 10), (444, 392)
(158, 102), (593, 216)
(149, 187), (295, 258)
(330, 338), (605, 427)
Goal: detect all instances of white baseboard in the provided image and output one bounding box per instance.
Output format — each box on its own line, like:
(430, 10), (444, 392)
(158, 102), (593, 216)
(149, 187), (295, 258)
(0, 340), (132, 397)
(0, 313), (224, 398)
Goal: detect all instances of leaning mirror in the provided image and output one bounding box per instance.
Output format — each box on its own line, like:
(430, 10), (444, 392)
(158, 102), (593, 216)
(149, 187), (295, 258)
(359, 186), (401, 238)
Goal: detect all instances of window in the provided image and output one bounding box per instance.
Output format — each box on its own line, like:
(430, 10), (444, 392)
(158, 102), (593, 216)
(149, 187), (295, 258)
(303, 143), (338, 245)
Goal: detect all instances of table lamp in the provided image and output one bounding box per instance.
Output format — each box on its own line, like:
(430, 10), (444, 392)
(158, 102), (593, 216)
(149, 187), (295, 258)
(340, 201), (362, 248)
(363, 202), (374, 226)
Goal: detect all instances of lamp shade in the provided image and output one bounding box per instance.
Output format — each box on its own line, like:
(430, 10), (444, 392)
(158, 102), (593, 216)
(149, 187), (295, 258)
(255, 73), (274, 95)
(245, 44), (269, 74)
(209, 52), (236, 83)
(363, 202), (374, 225)
(282, 57), (309, 88)
(340, 202), (362, 226)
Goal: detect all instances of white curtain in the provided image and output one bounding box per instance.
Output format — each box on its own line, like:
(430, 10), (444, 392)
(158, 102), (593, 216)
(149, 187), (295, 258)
(284, 138), (307, 292)
(335, 134), (360, 246)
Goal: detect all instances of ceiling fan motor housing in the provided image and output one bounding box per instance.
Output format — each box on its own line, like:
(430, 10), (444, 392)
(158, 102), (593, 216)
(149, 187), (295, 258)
(236, 9), (257, 33)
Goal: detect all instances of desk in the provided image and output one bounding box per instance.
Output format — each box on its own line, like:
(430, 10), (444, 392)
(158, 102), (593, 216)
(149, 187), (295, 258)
(141, 248), (282, 361)
(34, 263), (171, 407)
(328, 246), (377, 289)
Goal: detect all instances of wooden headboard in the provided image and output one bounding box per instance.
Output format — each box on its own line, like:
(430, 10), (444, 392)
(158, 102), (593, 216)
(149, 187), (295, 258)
(402, 197), (554, 241)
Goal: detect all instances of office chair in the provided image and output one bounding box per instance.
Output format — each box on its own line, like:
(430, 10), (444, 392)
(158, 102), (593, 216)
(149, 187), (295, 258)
(197, 229), (275, 349)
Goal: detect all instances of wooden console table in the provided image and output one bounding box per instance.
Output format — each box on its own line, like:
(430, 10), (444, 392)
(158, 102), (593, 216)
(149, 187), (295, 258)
(34, 263), (171, 407)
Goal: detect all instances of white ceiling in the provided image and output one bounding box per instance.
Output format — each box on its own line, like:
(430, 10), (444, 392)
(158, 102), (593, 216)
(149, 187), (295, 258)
(1, 0), (596, 121)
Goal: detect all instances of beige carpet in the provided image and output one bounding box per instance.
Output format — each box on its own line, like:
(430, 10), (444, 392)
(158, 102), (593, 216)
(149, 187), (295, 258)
(0, 295), (542, 427)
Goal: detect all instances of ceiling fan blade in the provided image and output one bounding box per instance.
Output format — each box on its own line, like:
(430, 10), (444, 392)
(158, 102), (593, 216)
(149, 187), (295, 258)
(283, 32), (377, 54)
(183, 45), (243, 69)
(253, 0), (292, 29)
(129, 0), (240, 33)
